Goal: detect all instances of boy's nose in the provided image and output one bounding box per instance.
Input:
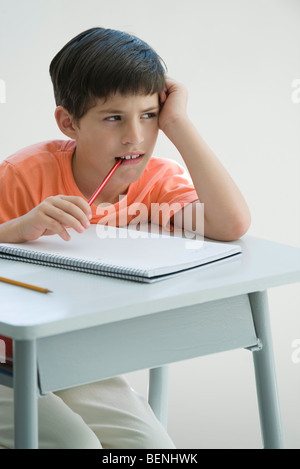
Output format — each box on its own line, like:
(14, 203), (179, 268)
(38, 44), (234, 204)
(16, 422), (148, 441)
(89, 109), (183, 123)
(121, 121), (144, 145)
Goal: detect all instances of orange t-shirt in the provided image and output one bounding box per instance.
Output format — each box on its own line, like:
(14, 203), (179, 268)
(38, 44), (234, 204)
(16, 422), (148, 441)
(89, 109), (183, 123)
(0, 139), (198, 363)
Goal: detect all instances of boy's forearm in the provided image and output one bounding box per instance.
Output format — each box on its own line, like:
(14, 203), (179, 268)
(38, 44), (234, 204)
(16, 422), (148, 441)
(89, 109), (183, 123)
(0, 218), (23, 243)
(164, 117), (251, 240)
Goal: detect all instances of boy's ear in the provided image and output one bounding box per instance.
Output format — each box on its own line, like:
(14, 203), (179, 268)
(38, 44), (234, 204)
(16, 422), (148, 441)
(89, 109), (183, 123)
(54, 106), (78, 138)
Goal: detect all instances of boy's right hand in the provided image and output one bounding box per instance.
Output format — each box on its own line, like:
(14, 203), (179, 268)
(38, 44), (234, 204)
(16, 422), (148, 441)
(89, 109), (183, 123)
(16, 195), (92, 242)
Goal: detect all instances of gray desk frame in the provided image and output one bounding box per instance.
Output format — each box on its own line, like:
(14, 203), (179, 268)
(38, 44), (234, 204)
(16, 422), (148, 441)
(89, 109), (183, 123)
(0, 235), (300, 449)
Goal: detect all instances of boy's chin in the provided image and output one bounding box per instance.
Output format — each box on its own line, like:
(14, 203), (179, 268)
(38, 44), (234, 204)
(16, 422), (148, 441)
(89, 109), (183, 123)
(119, 167), (144, 184)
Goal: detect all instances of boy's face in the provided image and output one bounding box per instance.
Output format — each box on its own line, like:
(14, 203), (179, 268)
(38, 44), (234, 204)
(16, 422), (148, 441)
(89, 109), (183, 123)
(72, 92), (160, 194)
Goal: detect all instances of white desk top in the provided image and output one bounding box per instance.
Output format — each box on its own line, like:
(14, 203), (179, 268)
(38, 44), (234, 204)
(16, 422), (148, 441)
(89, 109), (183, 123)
(0, 235), (300, 339)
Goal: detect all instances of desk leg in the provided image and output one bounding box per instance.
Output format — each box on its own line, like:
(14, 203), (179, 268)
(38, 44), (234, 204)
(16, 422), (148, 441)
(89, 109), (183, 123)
(148, 366), (169, 429)
(14, 339), (38, 449)
(249, 291), (284, 449)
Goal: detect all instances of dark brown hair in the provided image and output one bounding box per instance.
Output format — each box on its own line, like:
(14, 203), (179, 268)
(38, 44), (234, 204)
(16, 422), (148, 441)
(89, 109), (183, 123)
(49, 27), (167, 120)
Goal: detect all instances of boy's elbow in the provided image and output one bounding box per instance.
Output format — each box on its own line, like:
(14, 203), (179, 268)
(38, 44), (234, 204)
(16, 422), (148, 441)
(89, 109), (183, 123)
(205, 211), (251, 242)
(226, 212), (251, 241)
(203, 207), (251, 242)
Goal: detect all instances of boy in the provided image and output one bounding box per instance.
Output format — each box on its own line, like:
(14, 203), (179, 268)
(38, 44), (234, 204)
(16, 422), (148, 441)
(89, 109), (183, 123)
(0, 27), (251, 449)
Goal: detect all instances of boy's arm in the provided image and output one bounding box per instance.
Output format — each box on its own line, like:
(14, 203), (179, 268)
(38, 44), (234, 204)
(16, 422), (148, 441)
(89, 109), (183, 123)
(159, 78), (251, 241)
(0, 195), (92, 243)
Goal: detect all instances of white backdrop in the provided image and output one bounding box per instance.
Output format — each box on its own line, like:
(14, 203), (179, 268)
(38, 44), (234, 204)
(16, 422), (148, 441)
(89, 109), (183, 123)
(0, 0), (299, 448)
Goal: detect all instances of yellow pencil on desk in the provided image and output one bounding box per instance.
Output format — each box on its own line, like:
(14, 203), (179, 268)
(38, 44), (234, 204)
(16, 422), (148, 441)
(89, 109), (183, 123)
(0, 276), (52, 294)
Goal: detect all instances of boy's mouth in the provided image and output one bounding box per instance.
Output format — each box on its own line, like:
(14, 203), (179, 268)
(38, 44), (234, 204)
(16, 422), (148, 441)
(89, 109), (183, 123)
(115, 153), (145, 165)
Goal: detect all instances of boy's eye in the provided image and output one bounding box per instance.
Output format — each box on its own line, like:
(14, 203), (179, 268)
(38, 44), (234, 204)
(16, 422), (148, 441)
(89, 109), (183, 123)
(141, 112), (156, 119)
(105, 115), (121, 121)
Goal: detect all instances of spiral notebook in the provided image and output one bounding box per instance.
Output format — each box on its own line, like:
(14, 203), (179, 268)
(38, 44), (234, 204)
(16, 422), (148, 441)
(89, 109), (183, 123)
(0, 225), (241, 283)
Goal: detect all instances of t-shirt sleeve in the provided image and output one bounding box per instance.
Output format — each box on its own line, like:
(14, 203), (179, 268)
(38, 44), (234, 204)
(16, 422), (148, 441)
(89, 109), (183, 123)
(0, 160), (35, 223)
(148, 158), (198, 228)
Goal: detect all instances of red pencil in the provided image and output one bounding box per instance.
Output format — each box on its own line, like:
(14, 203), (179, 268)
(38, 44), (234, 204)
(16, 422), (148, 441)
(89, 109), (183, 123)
(88, 159), (122, 205)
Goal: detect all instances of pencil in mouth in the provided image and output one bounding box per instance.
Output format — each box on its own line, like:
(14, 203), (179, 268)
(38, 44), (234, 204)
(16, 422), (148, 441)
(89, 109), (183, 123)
(115, 153), (144, 165)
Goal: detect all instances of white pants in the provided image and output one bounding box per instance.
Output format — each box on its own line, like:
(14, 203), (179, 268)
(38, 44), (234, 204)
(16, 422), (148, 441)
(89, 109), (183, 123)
(0, 376), (175, 449)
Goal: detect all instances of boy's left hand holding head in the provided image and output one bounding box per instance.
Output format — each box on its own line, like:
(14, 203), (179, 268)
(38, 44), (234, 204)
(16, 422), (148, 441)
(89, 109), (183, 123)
(158, 77), (189, 135)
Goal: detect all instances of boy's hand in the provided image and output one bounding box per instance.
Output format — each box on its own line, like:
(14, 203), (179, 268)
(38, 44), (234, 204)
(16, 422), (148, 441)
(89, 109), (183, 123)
(159, 77), (189, 134)
(16, 195), (92, 242)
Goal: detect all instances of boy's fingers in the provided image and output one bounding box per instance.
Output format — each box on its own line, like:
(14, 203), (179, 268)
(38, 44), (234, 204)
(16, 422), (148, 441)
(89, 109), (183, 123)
(43, 205), (88, 234)
(60, 195), (92, 216)
(159, 89), (167, 105)
(56, 195), (92, 220)
(43, 196), (91, 230)
(43, 218), (71, 241)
